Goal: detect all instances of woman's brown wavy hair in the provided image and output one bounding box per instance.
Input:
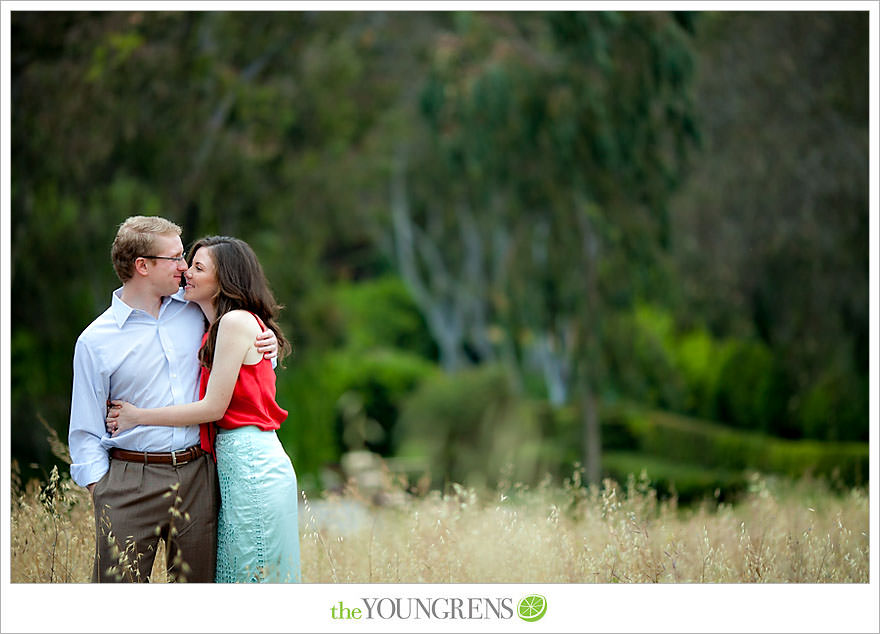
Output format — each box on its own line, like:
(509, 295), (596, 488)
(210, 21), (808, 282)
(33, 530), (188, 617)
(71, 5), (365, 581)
(188, 236), (291, 369)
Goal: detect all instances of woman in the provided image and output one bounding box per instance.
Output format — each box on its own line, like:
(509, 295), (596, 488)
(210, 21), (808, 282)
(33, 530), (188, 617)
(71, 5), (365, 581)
(106, 236), (301, 583)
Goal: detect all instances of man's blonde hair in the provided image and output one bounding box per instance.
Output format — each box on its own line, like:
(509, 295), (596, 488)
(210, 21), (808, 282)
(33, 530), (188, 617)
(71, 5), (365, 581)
(111, 215), (182, 282)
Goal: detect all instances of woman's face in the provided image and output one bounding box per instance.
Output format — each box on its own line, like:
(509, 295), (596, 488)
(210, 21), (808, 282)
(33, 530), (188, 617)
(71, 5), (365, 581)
(183, 246), (219, 304)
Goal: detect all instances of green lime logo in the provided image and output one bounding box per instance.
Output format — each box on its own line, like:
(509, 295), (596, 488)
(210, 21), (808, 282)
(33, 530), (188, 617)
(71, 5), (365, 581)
(517, 594), (547, 622)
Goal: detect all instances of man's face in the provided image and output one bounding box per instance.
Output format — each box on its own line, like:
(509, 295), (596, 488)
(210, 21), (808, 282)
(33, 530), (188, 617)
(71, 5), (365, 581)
(143, 233), (188, 296)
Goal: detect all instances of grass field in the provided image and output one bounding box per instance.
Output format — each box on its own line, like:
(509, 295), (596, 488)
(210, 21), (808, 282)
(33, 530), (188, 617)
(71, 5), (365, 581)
(10, 461), (869, 584)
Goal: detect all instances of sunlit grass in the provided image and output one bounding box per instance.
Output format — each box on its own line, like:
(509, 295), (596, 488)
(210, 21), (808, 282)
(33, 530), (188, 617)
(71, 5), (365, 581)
(11, 459), (868, 584)
(300, 467), (869, 583)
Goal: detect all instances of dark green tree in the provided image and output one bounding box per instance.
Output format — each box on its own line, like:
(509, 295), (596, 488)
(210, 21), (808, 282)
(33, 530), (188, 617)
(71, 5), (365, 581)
(668, 11), (869, 441)
(388, 11), (699, 482)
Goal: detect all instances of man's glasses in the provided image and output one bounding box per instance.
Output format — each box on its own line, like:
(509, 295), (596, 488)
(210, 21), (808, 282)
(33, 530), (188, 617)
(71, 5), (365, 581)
(141, 252), (187, 263)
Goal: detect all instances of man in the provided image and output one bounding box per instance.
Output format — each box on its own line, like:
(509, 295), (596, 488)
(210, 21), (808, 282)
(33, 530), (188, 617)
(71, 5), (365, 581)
(68, 216), (277, 582)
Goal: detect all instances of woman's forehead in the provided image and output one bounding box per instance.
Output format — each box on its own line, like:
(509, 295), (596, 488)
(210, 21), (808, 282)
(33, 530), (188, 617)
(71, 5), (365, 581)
(191, 245), (215, 265)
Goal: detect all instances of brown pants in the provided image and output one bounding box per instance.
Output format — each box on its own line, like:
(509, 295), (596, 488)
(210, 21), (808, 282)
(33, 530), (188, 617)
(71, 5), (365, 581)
(91, 452), (218, 582)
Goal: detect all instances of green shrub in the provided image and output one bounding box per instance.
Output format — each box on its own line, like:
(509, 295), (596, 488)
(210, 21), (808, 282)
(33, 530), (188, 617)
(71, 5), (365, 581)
(275, 347), (437, 488)
(275, 353), (341, 486)
(714, 339), (791, 434)
(799, 369), (869, 442)
(671, 328), (734, 419)
(395, 364), (549, 488)
(298, 276), (436, 358)
(607, 304), (807, 438)
(614, 406), (868, 486)
(604, 304), (689, 410)
(526, 401), (642, 479)
(329, 348), (438, 456)
(602, 451), (750, 504)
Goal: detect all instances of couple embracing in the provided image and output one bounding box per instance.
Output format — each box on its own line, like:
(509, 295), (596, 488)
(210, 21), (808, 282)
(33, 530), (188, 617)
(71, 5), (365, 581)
(69, 215), (300, 583)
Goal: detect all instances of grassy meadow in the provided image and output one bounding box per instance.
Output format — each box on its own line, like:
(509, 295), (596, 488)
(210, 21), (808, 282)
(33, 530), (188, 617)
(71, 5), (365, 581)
(10, 459), (869, 584)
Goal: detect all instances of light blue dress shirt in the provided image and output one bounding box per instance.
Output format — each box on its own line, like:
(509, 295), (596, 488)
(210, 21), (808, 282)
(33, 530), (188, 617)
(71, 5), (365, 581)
(68, 288), (206, 487)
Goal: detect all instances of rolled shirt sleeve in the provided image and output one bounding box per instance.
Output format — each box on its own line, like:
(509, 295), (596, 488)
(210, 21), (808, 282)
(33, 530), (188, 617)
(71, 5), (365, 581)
(68, 337), (110, 488)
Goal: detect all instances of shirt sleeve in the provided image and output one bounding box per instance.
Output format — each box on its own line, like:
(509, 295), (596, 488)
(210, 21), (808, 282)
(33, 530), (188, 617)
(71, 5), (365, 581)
(68, 337), (110, 488)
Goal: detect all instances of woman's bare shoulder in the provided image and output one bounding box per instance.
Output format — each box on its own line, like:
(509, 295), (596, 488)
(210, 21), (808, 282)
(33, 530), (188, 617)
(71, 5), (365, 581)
(218, 310), (261, 335)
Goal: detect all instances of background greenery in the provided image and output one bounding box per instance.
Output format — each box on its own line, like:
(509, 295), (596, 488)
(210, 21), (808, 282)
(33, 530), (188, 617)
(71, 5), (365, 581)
(10, 10), (869, 501)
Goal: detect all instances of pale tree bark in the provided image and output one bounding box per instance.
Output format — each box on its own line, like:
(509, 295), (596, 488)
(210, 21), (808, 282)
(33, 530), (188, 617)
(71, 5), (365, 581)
(457, 204), (496, 364)
(390, 151), (528, 381)
(530, 328), (573, 407)
(390, 151), (468, 371)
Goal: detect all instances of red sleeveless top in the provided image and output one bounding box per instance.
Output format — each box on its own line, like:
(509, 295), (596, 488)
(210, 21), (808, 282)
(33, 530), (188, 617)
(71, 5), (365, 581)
(198, 312), (288, 460)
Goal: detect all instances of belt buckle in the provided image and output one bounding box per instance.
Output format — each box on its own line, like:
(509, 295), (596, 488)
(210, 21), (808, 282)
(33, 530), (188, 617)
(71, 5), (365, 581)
(171, 450), (178, 467)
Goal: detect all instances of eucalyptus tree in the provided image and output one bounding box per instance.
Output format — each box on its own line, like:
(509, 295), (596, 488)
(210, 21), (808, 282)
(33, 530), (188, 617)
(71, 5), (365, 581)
(388, 11), (699, 481)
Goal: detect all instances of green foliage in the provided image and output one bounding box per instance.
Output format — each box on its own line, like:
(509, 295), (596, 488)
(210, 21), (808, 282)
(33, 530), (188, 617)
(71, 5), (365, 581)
(9, 11), (868, 490)
(275, 275), (438, 488)
(605, 303), (730, 417)
(276, 347), (437, 487)
(11, 330), (75, 478)
(396, 365), (548, 489)
(331, 349), (439, 456)
(672, 328), (732, 419)
(605, 303), (864, 442)
(624, 304), (690, 409)
(602, 451), (749, 504)
(274, 354), (340, 488)
(670, 11), (868, 431)
(714, 339), (791, 435)
(299, 276), (436, 358)
(799, 369), (869, 443)
(608, 406), (868, 487)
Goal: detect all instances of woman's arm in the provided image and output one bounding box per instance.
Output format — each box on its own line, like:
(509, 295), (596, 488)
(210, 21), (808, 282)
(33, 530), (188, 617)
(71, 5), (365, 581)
(107, 311), (260, 434)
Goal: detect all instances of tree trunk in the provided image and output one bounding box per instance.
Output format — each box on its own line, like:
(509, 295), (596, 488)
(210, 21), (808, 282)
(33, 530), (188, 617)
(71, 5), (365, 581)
(579, 383), (602, 485)
(577, 207), (602, 485)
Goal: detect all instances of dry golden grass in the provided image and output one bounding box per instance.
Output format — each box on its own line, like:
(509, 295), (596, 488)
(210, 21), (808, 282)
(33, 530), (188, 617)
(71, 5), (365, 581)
(300, 469), (869, 583)
(11, 460), (869, 584)
(11, 464), (96, 583)
(10, 460), (177, 584)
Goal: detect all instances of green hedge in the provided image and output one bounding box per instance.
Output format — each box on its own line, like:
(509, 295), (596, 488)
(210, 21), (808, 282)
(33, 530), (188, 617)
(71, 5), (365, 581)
(608, 406), (868, 486)
(396, 364), (550, 488)
(602, 451), (750, 503)
(605, 304), (868, 442)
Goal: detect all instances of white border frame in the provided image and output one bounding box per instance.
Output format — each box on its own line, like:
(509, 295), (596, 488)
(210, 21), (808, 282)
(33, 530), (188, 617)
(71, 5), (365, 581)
(2, 3), (877, 633)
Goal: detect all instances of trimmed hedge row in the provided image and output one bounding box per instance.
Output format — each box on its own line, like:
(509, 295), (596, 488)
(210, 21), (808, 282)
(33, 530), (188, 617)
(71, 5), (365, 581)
(603, 405), (868, 486)
(602, 451), (750, 503)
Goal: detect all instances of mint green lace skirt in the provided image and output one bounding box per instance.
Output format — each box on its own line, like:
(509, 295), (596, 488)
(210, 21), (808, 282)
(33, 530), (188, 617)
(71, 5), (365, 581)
(214, 426), (301, 583)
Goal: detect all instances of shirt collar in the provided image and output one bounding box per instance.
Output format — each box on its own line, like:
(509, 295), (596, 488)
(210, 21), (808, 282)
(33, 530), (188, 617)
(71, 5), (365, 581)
(167, 287), (188, 304)
(111, 287), (188, 328)
(111, 288), (134, 328)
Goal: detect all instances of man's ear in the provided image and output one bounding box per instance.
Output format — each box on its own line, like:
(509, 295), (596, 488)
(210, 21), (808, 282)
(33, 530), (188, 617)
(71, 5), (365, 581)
(133, 257), (151, 277)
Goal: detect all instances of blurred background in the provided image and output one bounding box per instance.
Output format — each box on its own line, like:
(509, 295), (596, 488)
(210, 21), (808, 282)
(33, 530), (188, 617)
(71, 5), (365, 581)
(10, 10), (869, 503)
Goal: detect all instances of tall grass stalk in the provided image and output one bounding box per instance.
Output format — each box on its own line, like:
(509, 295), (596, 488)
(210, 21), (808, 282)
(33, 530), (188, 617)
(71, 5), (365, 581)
(11, 462), (868, 583)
